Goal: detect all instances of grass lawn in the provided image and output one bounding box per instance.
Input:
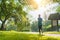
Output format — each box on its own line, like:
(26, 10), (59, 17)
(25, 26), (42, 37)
(0, 31), (60, 40)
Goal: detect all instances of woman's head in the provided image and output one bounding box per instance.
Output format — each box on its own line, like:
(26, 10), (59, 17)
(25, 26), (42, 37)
(38, 14), (41, 17)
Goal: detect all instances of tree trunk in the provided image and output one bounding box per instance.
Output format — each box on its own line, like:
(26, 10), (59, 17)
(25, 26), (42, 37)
(0, 20), (6, 30)
(0, 22), (5, 30)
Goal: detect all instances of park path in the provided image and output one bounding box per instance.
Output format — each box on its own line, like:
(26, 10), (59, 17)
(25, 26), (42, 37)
(44, 33), (60, 37)
(23, 32), (60, 37)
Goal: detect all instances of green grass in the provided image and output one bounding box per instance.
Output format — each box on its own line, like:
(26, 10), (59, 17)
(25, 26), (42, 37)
(0, 31), (60, 40)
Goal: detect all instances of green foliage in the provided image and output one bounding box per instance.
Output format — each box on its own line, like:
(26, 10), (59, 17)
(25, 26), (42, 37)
(53, 0), (60, 3)
(44, 25), (51, 31)
(43, 20), (51, 31)
(53, 0), (60, 13)
(0, 0), (29, 30)
(56, 6), (60, 12)
(6, 25), (17, 31)
(31, 20), (51, 32)
(31, 21), (38, 32)
(44, 20), (51, 26)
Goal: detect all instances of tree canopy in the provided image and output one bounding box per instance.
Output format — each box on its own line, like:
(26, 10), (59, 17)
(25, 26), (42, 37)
(0, 0), (29, 30)
(53, 0), (60, 13)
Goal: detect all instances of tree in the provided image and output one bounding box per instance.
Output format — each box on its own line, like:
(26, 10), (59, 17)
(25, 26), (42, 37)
(53, 0), (60, 3)
(0, 0), (27, 30)
(56, 6), (60, 13)
(31, 21), (38, 32)
(53, 0), (60, 13)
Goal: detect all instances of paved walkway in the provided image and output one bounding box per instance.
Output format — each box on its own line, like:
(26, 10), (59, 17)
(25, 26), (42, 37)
(44, 33), (60, 37)
(20, 32), (60, 37)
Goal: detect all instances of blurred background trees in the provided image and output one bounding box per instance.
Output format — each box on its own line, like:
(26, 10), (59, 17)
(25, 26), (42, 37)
(0, 0), (60, 32)
(0, 0), (30, 31)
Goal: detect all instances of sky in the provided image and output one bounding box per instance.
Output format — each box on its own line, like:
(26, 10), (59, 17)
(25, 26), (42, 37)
(27, 0), (59, 23)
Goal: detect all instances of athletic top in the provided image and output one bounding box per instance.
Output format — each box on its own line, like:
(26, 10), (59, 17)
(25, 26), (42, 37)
(38, 17), (42, 26)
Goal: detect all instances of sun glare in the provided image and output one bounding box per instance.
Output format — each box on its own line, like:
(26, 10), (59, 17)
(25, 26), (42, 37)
(34, 0), (41, 4)
(28, 0), (54, 22)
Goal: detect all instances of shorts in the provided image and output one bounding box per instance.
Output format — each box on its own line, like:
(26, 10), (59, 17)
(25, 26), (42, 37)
(38, 25), (42, 30)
